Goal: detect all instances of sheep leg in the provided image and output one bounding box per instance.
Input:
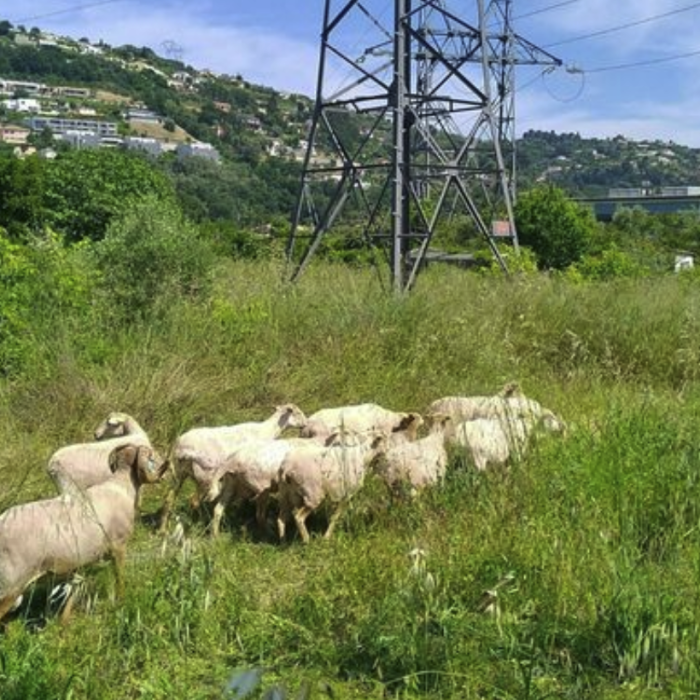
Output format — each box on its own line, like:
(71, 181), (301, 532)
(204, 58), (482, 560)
(324, 502), (347, 541)
(0, 593), (19, 623)
(59, 587), (77, 626)
(111, 544), (126, 599)
(293, 505), (312, 544)
(157, 473), (186, 534)
(277, 508), (288, 541)
(277, 494), (291, 541)
(210, 499), (225, 538)
(255, 491), (271, 531)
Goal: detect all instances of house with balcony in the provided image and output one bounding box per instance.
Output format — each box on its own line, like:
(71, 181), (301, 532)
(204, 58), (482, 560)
(25, 116), (118, 137)
(0, 124), (31, 144)
(176, 141), (221, 162)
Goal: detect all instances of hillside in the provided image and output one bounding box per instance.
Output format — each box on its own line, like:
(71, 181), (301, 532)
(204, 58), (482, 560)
(4, 20), (700, 700)
(2, 22), (700, 199)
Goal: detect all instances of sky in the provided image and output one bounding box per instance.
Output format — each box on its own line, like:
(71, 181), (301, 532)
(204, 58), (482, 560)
(8, 0), (700, 147)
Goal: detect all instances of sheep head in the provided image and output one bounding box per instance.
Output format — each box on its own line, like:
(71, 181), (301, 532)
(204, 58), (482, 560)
(540, 409), (567, 435)
(392, 412), (424, 440)
(94, 412), (131, 440)
(109, 444), (167, 484)
(498, 381), (522, 398)
(276, 404), (307, 430)
(428, 412), (453, 435)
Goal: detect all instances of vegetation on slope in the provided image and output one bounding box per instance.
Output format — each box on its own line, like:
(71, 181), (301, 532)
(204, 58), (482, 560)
(3, 239), (700, 697)
(2, 22), (700, 699)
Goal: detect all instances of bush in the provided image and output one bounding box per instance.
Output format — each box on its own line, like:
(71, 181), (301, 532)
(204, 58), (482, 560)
(0, 228), (98, 376)
(515, 185), (597, 270)
(566, 247), (647, 282)
(94, 197), (216, 321)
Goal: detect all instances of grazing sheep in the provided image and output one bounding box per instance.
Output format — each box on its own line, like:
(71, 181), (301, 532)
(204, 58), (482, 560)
(208, 436), (317, 537)
(0, 443), (166, 624)
(430, 390), (565, 431)
(451, 416), (531, 471)
(158, 404), (307, 533)
(46, 412), (152, 496)
(450, 408), (564, 472)
(324, 411), (424, 448)
(276, 435), (386, 544)
(301, 403), (422, 442)
(375, 414), (453, 496)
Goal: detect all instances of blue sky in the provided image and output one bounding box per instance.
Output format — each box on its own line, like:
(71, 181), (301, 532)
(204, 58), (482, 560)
(8, 1), (700, 147)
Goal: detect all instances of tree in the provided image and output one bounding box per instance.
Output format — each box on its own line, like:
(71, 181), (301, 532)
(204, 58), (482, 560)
(43, 149), (177, 241)
(27, 126), (55, 150)
(0, 155), (45, 238)
(514, 185), (596, 270)
(0, 20), (13, 36)
(95, 196), (215, 320)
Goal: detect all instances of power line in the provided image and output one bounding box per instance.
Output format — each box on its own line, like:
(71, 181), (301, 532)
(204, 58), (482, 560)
(514, 0), (582, 21)
(585, 46), (700, 73)
(545, 1), (700, 48)
(14, 0), (127, 25)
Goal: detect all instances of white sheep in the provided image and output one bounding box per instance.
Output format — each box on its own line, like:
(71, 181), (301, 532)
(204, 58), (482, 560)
(276, 435), (386, 544)
(208, 413), (424, 538)
(208, 436), (317, 537)
(430, 391), (565, 431)
(46, 412), (153, 496)
(0, 443), (165, 624)
(301, 403), (422, 442)
(450, 407), (564, 472)
(451, 416), (531, 471)
(158, 404), (307, 533)
(375, 413), (453, 496)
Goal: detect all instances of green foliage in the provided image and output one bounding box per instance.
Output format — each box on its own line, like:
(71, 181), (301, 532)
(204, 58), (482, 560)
(161, 155), (301, 226)
(43, 149), (177, 241)
(0, 155), (45, 238)
(0, 229), (37, 374)
(3, 263), (700, 697)
(0, 228), (98, 376)
(200, 221), (278, 260)
(566, 247), (647, 282)
(518, 129), (700, 197)
(515, 184), (597, 269)
(94, 196), (215, 320)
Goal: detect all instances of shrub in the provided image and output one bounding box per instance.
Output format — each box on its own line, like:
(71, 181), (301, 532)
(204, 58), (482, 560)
(567, 247), (647, 282)
(0, 228), (98, 376)
(94, 196), (216, 321)
(515, 185), (596, 269)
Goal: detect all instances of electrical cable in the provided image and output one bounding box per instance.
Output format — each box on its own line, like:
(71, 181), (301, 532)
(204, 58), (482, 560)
(513, 0), (582, 22)
(14, 0), (127, 25)
(585, 47), (700, 73)
(544, 1), (700, 48)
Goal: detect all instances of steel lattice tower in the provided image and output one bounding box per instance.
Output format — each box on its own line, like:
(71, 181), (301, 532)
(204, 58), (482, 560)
(286, 0), (561, 292)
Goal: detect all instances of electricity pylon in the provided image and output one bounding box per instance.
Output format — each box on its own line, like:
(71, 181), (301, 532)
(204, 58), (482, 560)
(286, 0), (561, 292)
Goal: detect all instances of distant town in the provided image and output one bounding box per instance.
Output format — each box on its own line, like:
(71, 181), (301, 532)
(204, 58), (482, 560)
(0, 73), (221, 162)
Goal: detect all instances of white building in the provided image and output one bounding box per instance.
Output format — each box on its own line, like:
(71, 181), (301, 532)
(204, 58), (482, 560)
(176, 141), (221, 162)
(2, 98), (41, 113)
(26, 116), (118, 137)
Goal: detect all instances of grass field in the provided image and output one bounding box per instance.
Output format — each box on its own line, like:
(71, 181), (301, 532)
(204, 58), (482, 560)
(1, 260), (700, 699)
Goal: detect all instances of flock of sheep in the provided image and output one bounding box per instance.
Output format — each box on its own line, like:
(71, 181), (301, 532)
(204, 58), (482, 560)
(0, 384), (565, 624)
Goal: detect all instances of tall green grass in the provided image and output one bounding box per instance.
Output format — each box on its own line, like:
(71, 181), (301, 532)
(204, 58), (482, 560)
(2, 260), (700, 698)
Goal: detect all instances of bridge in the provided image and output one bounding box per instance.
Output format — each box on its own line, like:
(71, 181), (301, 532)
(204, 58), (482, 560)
(576, 187), (700, 221)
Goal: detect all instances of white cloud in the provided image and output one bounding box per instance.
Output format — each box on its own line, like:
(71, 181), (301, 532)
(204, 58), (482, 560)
(14, 1), (320, 95)
(8, 0), (700, 146)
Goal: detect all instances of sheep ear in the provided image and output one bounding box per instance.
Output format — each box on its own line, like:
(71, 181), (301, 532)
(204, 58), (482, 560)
(137, 447), (163, 482)
(371, 434), (385, 450)
(395, 413), (416, 431)
(109, 445), (133, 473)
(108, 446), (120, 473)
